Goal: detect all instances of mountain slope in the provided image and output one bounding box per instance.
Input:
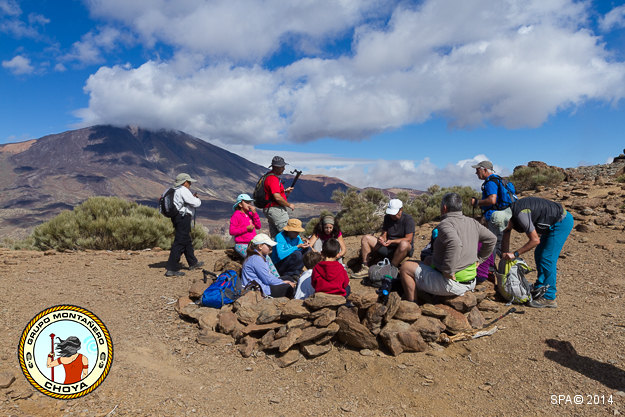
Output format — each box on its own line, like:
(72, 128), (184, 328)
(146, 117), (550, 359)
(0, 125), (351, 237)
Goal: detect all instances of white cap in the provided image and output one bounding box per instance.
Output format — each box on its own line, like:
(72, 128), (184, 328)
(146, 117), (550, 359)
(251, 233), (277, 246)
(386, 199), (403, 215)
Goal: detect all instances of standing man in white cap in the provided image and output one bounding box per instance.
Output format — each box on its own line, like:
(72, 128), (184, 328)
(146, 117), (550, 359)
(359, 198), (415, 273)
(262, 156), (295, 238)
(164, 173), (203, 277)
(470, 160), (517, 255)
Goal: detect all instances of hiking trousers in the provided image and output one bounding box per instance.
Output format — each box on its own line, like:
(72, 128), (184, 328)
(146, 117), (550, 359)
(265, 206), (289, 238)
(534, 212), (574, 300)
(167, 213), (198, 271)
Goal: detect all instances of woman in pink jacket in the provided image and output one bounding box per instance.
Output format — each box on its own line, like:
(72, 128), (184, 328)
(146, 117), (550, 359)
(229, 194), (279, 277)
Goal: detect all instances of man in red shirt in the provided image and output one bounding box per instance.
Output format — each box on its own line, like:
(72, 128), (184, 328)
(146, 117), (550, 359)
(264, 156), (295, 237)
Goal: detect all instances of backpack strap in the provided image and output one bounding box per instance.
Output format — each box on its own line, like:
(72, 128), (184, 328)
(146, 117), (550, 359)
(483, 175), (515, 211)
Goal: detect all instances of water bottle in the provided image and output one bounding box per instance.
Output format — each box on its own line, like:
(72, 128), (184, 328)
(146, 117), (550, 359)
(377, 275), (393, 304)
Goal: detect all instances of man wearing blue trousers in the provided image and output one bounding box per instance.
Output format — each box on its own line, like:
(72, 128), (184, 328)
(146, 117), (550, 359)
(491, 196), (574, 308)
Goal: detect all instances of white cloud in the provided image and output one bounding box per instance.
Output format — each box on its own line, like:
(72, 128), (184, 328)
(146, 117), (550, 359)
(2, 54), (34, 75)
(75, 60), (287, 143)
(0, 0), (45, 38)
(84, 0), (389, 61)
(224, 143), (490, 190)
(62, 27), (129, 65)
(600, 5), (625, 31)
(75, 0), (625, 147)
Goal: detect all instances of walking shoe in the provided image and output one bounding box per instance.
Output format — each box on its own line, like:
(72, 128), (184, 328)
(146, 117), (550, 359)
(351, 264), (369, 279)
(165, 270), (185, 277)
(188, 261), (205, 270)
(528, 296), (557, 308)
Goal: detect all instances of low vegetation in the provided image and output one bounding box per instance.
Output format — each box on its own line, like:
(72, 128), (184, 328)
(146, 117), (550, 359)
(509, 166), (565, 191)
(30, 197), (207, 251)
(616, 174), (625, 183)
(332, 185), (480, 236)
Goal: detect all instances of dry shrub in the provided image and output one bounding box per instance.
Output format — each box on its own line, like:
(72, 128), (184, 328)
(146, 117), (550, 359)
(510, 166), (565, 191)
(31, 197), (207, 251)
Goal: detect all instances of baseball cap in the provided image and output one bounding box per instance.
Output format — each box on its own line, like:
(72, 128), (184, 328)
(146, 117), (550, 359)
(251, 233), (277, 246)
(174, 173), (197, 187)
(386, 199), (403, 215)
(471, 160), (494, 170)
(233, 193), (253, 211)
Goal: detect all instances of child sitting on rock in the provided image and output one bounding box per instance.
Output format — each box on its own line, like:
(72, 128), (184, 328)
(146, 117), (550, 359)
(294, 251), (323, 300)
(311, 238), (350, 297)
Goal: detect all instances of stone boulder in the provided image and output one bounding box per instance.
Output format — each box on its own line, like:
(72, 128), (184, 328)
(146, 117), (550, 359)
(420, 304), (449, 319)
(197, 329), (233, 346)
(304, 293), (347, 310)
(280, 299), (310, 319)
(188, 281), (210, 300)
(393, 301), (421, 322)
(442, 292), (477, 313)
(362, 303), (387, 335)
(383, 292), (402, 322)
(378, 320), (413, 356)
(436, 305), (472, 334)
(466, 306), (486, 329)
(411, 316), (446, 342)
(347, 292), (378, 310)
(335, 309), (378, 350)
(198, 309), (220, 331)
(300, 343), (332, 358)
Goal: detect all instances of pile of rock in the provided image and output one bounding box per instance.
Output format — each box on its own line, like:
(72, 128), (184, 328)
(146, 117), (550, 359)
(176, 270), (500, 367)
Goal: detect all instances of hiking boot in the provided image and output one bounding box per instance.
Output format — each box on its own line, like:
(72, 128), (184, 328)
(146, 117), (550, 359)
(528, 296), (557, 308)
(165, 270), (185, 277)
(188, 261), (205, 270)
(351, 264), (369, 279)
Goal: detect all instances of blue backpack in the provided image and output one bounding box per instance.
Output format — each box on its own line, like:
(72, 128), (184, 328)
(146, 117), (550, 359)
(482, 175), (518, 210)
(201, 270), (243, 308)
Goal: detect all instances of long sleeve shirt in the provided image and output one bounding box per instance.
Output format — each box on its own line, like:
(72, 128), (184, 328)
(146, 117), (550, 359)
(229, 210), (261, 244)
(432, 211), (496, 277)
(271, 232), (303, 263)
(241, 254), (284, 296)
(172, 186), (201, 216)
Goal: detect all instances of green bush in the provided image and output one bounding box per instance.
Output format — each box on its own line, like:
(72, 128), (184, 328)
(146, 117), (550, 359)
(332, 186), (480, 235)
(332, 188), (386, 236)
(616, 174), (625, 183)
(203, 233), (231, 250)
(509, 166), (565, 191)
(30, 197), (206, 251)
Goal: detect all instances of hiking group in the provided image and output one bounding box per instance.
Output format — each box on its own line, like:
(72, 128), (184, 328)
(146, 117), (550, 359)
(160, 157), (573, 309)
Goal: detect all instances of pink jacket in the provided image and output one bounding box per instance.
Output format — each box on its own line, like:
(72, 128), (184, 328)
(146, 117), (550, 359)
(229, 210), (261, 244)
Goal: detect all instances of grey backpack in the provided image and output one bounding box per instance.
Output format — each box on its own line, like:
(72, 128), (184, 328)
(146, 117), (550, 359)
(364, 258), (398, 288)
(495, 259), (533, 304)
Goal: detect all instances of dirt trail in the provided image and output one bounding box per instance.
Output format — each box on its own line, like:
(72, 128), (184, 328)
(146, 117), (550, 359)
(1, 224), (624, 416)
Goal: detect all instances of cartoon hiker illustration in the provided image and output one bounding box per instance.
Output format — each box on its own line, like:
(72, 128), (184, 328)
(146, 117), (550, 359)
(46, 336), (89, 384)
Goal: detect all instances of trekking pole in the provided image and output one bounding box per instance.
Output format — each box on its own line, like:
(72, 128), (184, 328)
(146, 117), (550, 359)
(484, 307), (517, 327)
(49, 333), (55, 382)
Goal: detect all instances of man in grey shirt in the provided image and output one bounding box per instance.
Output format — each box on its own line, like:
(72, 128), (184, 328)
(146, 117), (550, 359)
(399, 192), (496, 301)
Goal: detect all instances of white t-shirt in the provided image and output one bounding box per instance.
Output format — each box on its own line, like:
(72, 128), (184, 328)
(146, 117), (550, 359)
(294, 270), (315, 300)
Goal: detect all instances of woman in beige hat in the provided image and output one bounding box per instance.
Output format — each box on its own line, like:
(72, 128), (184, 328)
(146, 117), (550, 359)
(270, 219), (310, 278)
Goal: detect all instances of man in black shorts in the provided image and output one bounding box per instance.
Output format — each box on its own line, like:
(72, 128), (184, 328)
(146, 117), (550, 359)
(359, 199), (415, 274)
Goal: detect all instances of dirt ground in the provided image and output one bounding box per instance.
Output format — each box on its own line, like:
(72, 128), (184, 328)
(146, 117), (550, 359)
(1, 223), (624, 417)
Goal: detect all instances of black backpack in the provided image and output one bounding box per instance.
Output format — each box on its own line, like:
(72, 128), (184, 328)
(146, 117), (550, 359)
(159, 188), (178, 218)
(253, 172), (276, 208)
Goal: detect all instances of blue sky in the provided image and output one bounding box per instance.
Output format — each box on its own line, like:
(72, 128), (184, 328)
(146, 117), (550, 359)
(2, 0), (625, 190)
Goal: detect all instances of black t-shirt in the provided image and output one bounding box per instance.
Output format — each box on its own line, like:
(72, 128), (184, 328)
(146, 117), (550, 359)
(382, 213), (415, 245)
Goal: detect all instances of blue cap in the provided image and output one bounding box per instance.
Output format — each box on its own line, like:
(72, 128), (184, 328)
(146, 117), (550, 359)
(233, 193), (253, 211)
